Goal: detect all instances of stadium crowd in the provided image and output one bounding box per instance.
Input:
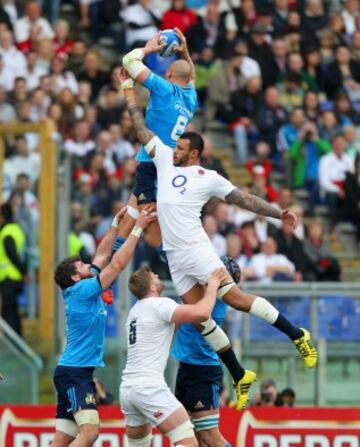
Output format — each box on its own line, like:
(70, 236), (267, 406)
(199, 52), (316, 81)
(2, 0), (360, 334)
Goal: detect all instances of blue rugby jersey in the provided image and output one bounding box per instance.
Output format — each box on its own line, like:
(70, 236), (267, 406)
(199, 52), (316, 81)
(136, 71), (197, 162)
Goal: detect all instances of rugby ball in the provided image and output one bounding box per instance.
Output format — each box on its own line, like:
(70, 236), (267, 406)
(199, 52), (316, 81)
(158, 29), (180, 57)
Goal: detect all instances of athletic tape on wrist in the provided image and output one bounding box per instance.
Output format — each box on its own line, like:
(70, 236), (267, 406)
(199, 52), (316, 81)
(131, 226), (143, 238)
(121, 78), (135, 90)
(127, 205), (139, 219)
(111, 215), (120, 227)
(123, 48), (145, 79)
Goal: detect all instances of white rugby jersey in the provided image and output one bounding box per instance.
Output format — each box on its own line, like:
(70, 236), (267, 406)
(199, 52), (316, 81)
(145, 136), (235, 251)
(121, 297), (179, 387)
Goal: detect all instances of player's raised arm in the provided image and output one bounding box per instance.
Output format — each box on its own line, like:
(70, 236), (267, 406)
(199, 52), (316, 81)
(92, 207), (127, 269)
(114, 68), (155, 149)
(174, 27), (195, 85)
(99, 207), (156, 289)
(122, 32), (164, 85)
(171, 268), (228, 325)
(225, 187), (298, 229)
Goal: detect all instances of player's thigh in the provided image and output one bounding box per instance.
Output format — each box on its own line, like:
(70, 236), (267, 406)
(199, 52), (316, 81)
(167, 251), (199, 298)
(189, 245), (225, 286)
(120, 386), (149, 429)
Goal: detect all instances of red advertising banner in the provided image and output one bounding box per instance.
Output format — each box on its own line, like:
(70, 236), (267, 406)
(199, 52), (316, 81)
(0, 405), (359, 447)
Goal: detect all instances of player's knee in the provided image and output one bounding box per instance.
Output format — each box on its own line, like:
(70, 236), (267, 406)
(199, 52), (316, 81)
(78, 424), (99, 443)
(127, 433), (153, 447)
(200, 319), (230, 352)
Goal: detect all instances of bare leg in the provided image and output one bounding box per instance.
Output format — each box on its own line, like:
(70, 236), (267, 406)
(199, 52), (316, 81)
(117, 193), (138, 239)
(157, 407), (198, 447)
(51, 430), (75, 447)
(69, 424), (98, 447)
(192, 409), (229, 447)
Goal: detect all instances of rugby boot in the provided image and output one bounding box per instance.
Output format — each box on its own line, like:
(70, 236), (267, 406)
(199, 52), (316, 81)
(293, 328), (318, 368)
(234, 369), (257, 410)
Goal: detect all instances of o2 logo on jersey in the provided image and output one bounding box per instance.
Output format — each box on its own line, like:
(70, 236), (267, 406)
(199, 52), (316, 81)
(172, 175), (187, 194)
(129, 319), (137, 345)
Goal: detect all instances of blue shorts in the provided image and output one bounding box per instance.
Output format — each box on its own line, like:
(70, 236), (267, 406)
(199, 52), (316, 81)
(175, 362), (223, 413)
(53, 365), (97, 420)
(133, 162), (157, 204)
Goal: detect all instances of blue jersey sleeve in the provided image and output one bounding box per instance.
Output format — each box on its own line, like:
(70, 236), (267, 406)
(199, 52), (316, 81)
(143, 72), (173, 96)
(71, 277), (104, 302)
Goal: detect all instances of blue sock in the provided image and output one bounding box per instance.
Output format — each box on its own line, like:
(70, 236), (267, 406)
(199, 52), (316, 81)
(113, 236), (126, 253)
(156, 244), (168, 263)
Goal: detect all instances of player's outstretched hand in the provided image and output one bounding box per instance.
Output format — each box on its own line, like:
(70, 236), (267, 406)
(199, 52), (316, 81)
(174, 27), (188, 54)
(111, 206), (128, 227)
(144, 32), (165, 55)
(136, 204), (157, 229)
(208, 268), (229, 288)
(281, 209), (298, 230)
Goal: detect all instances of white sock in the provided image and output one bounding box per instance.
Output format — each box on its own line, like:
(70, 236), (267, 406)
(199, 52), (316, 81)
(249, 296), (279, 324)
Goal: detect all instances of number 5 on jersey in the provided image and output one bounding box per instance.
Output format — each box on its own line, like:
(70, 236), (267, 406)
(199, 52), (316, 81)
(129, 319), (137, 345)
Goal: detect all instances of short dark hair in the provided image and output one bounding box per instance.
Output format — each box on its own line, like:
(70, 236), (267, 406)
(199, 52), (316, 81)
(0, 203), (13, 222)
(129, 266), (152, 299)
(54, 256), (81, 290)
(179, 131), (204, 156)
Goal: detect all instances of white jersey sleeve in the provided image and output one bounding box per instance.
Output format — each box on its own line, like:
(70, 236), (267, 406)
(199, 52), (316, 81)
(144, 136), (173, 168)
(210, 172), (235, 200)
(153, 297), (179, 322)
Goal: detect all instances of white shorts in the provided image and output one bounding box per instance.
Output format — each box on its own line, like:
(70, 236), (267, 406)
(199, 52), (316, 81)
(119, 385), (182, 427)
(167, 244), (224, 296)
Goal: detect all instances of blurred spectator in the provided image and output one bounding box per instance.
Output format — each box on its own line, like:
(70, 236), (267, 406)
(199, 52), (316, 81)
(319, 134), (353, 234)
(277, 72), (305, 113)
(53, 19), (73, 58)
(237, 220), (260, 258)
(108, 124), (136, 163)
(271, 38), (287, 80)
(0, 3), (13, 31)
(254, 214), (278, 243)
(0, 53), (14, 91)
(57, 89), (85, 138)
(78, 51), (110, 101)
(205, 49), (245, 122)
(64, 120), (96, 161)
(317, 28), (337, 65)
(250, 165), (278, 202)
(186, 3), (225, 57)
(225, 233), (253, 279)
(324, 45), (360, 101)
(30, 87), (50, 121)
(343, 155), (360, 242)
(250, 237), (295, 283)
(14, 1), (54, 44)
(3, 136), (40, 187)
(350, 30), (360, 62)
(303, 91), (320, 123)
(343, 125), (360, 160)
(94, 377), (114, 405)
(214, 202), (235, 237)
(302, 0), (329, 42)
(203, 214), (226, 257)
(280, 52), (316, 92)
(304, 220), (341, 281)
(256, 86), (287, 153)
(319, 110), (343, 142)
(342, 0), (359, 35)
(66, 39), (87, 78)
(97, 87), (125, 128)
(0, 29), (26, 77)
(201, 136), (228, 179)
(120, 0), (161, 49)
(50, 54), (79, 95)
(0, 84), (15, 122)
(276, 388), (296, 407)
(287, 120), (331, 200)
(23, 51), (48, 90)
(247, 23), (276, 88)
(277, 107), (306, 153)
(246, 141), (273, 181)
(274, 219), (306, 281)
(334, 91), (360, 126)
(161, 0), (197, 33)
(303, 47), (325, 92)
(0, 202), (27, 335)
(194, 46), (221, 103)
(232, 75), (263, 163)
